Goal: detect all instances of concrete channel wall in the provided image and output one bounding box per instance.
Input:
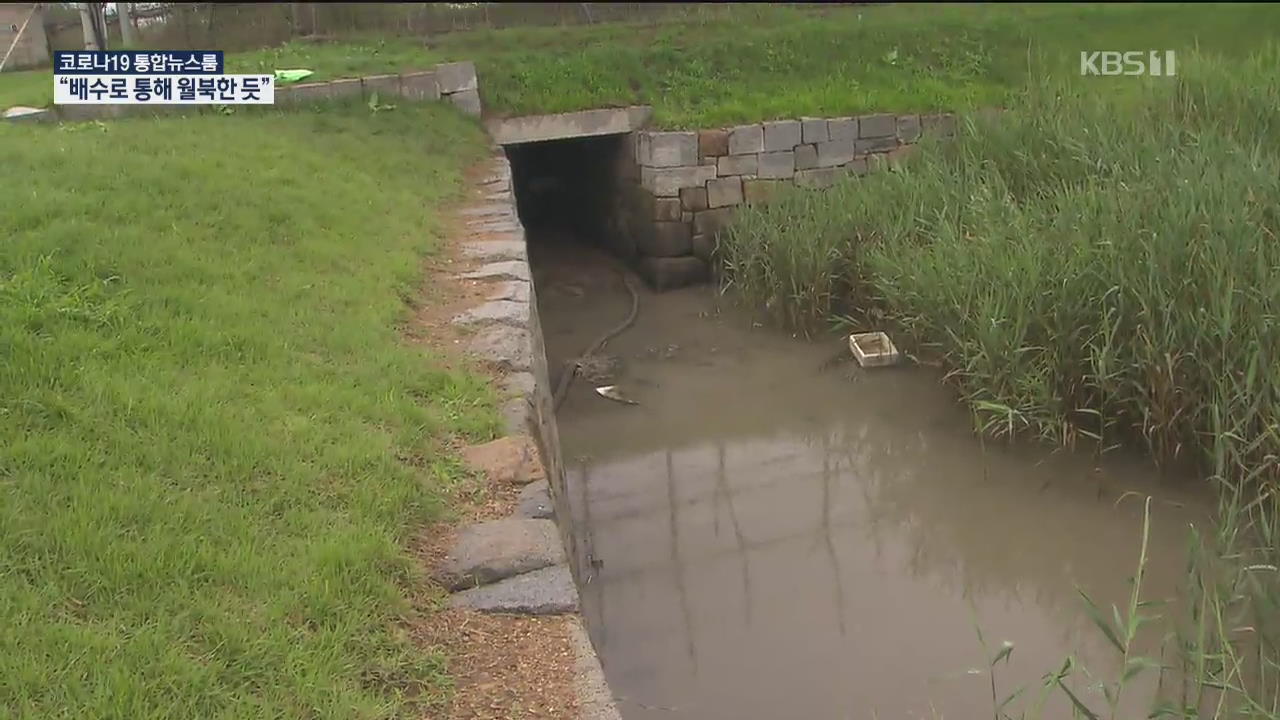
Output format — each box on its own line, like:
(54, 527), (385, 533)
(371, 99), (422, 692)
(622, 113), (958, 289)
(448, 155), (621, 719)
(1, 61), (482, 123)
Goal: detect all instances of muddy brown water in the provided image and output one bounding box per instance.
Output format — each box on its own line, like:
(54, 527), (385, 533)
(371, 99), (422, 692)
(530, 234), (1213, 720)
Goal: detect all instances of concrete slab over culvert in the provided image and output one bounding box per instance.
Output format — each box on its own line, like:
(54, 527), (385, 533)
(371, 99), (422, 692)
(487, 106), (654, 145)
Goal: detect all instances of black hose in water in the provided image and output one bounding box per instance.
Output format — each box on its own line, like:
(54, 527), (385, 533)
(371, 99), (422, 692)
(552, 268), (641, 411)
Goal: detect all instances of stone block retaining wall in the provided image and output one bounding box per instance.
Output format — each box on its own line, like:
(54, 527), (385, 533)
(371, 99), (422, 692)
(2, 61), (482, 124)
(622, 112), (958, 289)
(276, 61), (482, 114)
(447, 154), (621, 718)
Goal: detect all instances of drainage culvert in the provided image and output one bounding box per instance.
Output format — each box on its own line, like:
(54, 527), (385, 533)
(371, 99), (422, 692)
(493, 107), (712, 292)
(490, 106), (1208, 720)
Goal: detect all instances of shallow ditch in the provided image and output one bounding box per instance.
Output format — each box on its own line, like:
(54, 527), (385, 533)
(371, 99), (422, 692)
(507, 131), (1215, 720)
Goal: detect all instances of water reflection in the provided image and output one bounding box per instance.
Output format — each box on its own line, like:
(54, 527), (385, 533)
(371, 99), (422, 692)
(537, 243), (1210, 720)
(713, 440), (754, 629)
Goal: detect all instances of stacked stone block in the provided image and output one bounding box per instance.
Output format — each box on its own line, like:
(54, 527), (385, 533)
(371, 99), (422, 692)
(10, 61), (484, 124)
(628, 112), (956, 290)
(274, 61), (482, 116)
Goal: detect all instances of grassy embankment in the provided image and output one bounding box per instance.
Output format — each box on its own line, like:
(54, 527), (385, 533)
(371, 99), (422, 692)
(0, 101), (493, 718)
(719, 49), (1280, 718)
(5, 3), (1280, 126)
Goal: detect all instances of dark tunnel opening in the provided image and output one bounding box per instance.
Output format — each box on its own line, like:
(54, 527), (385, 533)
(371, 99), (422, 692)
(506, 131), (709, 293)
(505, 133), (625, 253)
(504, 132), (643, 415)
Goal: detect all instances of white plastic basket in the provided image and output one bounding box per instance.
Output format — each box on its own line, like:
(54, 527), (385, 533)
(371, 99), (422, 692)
(848, 332), (900, 368)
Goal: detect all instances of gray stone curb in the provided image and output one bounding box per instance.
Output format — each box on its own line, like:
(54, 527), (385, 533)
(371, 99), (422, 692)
(5, 61), (482, 124)
(446, 151), (621, 719)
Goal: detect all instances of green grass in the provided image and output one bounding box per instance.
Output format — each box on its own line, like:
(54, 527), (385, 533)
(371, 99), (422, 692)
(719, 49), (1280, 716)
(449, 2), (1280, 127)
(0, 68), (53, 109)
(6, 4), (1280, 126)
(224, 39), (446, 81)
(0, 100), (494, 718)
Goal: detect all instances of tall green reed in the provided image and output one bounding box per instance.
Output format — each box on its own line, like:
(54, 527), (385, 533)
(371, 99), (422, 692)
(721, 48), (1280, 478)
(721, 48), (1280, 717)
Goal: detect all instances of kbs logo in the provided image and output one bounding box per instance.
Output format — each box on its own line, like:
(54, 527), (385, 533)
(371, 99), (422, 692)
(1079, 50), (1177, 77)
